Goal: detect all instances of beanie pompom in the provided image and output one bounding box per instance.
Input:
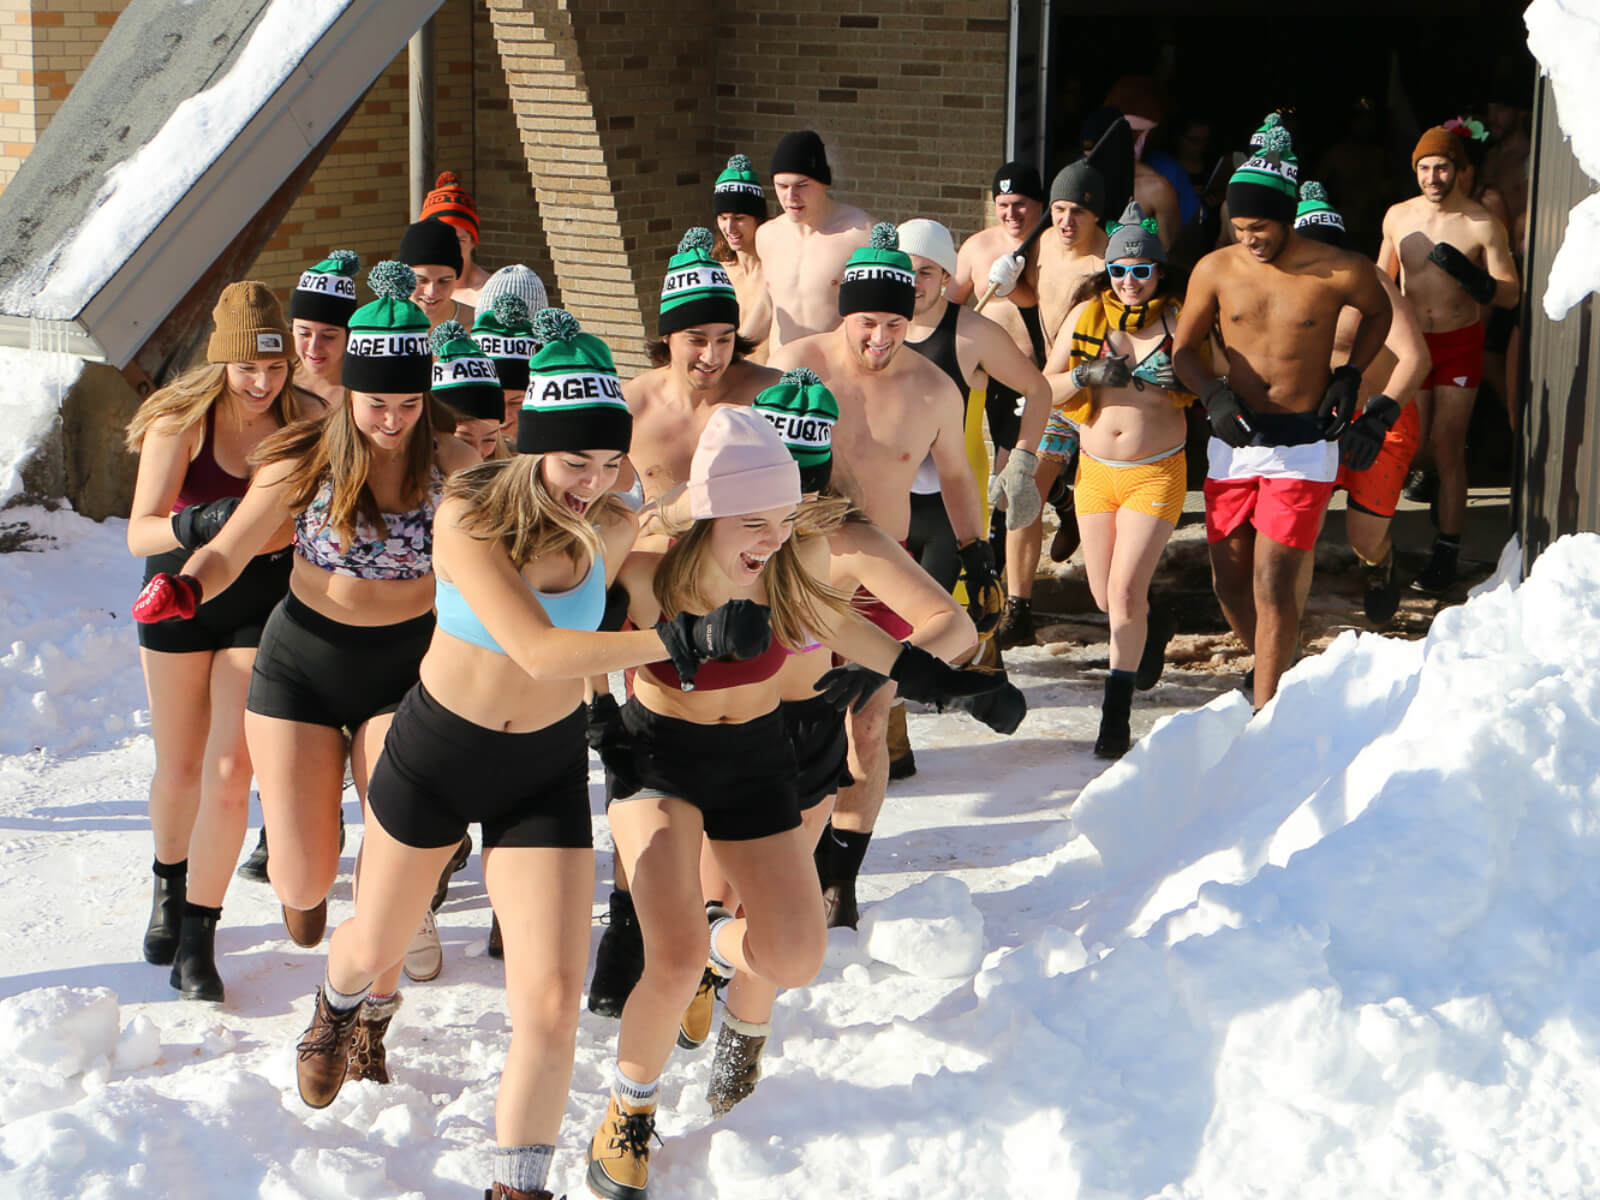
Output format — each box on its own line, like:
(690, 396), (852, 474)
(329, 248), (360, 271)
(869, 222), (899, 251)
(781, 367), (823, 388)
(1300, 181), (1329, 202)
(677, 227), (715, 255)
(1261, 112), (1282, 131)
(726, 153), (752, 173)
(533, 307), (580, 344)
(369, 260), (418, 300)
(430, 320), (467, 353)
(435, 170), (461, 188)
(492, 292), (530, 327)
(1258, 127), (1294, 155)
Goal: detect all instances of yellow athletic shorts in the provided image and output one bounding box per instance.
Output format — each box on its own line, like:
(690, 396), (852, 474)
(1074, 447), (1187, 525)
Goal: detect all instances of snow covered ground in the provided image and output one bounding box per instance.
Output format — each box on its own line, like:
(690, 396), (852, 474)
(3, 509), (1600, 1199)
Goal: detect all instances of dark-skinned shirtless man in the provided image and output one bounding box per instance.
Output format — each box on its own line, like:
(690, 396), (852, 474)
(1175, 129), (1391, 709)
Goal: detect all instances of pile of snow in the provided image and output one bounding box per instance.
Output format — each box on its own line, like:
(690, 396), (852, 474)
(0, 987), (160, 1124)
(1528, 0), (1600, 318)
(0, 348), (85, 506)
(1, 1), (347, 321)
(859, 875), (986, 978)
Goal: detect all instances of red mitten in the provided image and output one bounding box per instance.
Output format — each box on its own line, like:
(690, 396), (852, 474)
(133, 573), (201, 623)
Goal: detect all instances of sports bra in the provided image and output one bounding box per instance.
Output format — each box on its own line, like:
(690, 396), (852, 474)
(173, 406), (249, 512)
(434, 547), (607, 653)
(1124, 311), (1176, 390)
(639, 625), (789, 692)
(295, 468), (443, 581)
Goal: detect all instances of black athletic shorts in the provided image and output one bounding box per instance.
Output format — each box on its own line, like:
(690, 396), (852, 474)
(137, 548), (291, 654)
(985, 382), (1023, 452)
(905, 490), (962, 593)
(246, 591), (435, 731)
(618, 698), (800, 841)
(367, 683), (592, 850)
(784, 695), (852, 812)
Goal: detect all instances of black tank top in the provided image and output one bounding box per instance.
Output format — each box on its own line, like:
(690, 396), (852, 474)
(907, 300), (966, 396)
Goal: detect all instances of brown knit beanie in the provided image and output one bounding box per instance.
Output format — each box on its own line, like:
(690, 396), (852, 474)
(1412, 126), (1463, 170)
(207, 281), (292, 364)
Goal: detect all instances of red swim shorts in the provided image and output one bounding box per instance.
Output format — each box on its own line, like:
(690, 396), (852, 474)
(1336, 401), (1421, 518)
(1420, 322), (1485, 391)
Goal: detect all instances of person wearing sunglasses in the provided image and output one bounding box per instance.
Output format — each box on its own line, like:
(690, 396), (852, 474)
(1043, 201), (1203, 757)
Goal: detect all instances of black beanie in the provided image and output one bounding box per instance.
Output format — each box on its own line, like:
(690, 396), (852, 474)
(398, 218), (464, 274)
(993, 161), (1045, 204)
(770, 130), (832, 185)
(1048, 159), (1108, 217)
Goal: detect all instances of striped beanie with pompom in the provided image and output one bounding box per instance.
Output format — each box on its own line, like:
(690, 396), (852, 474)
(518, 308), (632, 454)
(714, 153), (767, 219)
(341, 261), (432, 394)
(659, 227), (739, 336)
(429, 321), (503, 421)
(753, 367), (838, 494)
(1294, 181), (1347, 247)
(1227, 123), (1300, 224)
(472, 292), (538, 392)
(838, 222), (915, 318)
(289, 249), (361, 328)
(419, 170), (478, 244)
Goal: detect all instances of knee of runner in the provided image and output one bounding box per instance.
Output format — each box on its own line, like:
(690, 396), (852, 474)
(744, 922), (826, 990)
(210, 752), (254, 796)
(641, 922), (711, 989)
(271, 855), (339, 912)
(153, 756), (204, 795)
(508, 972), (584, 1041)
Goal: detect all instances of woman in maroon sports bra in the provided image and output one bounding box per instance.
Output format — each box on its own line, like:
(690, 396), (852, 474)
(124, 282), (320, 1003)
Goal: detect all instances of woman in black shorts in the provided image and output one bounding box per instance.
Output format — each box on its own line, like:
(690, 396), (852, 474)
(125, 282), (317, 1002)
(133, 263), (479, 1023)
(585, 406), (1003, 1200)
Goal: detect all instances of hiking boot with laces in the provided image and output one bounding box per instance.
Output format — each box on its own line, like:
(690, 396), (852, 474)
(403, 909), (442, 983)
(485, 1186), (557, 1200)
(295, 988), (362, 1108)
(346, 992), (402, 1084)
(677, 964), (727, 1050)
(1363, 549), (1402, 623)
(587, 1093), (659, 1200)
(431, 832), (474, 912)
(588, 890), (644, 1018)
(994, 596), (1035, 650)
(707, 1017), (770, 1118)
(886, 700), (916, 781)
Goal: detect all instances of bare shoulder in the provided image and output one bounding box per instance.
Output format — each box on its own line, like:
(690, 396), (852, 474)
(902, 344), (961, 401)
(1383, 195), (1426, 230)
(622, 365), (665, 412)
(597, 501), (641, 555)
(436, 433), (481, 476)
(724, 358), (781, 401)
(955, 304), (1008, 349)
(769, 331), (830, 373)
(831, 204), (876, 236)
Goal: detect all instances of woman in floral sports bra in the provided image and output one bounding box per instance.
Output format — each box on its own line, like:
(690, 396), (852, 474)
(581, 406), (1003, 1200)
(124, 282), (319, 1005)
(1044, 201), (1216, 759)
(133, 263), (479, 1041)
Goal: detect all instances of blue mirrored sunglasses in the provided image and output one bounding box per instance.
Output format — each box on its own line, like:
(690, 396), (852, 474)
(1108, 263), (1157, 280)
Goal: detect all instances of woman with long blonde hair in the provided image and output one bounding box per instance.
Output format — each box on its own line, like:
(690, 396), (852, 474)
(125, 282), (316, 1003)
(133, 263), (478, 1047)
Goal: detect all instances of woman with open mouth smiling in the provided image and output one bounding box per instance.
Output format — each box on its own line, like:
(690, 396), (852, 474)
(583, 405), (1006, 1200)
(131, 261), (478, 1055)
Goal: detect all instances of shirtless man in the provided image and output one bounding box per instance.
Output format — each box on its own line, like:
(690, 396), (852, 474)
(1292, 182), (1430, 623)
(1378, 126), (1519, 593)
(713, 153), (773, 360)
(419, 171), (491, 307)
(901, 217), (1049, 643)
(398, 218), (473, 331)
(1037, 159), (1112, 347)
(771, 225), (999, 927)
(1175, 131), (1391, 709)
(755, 130), (875, 351)
(623, 227), (779, 502)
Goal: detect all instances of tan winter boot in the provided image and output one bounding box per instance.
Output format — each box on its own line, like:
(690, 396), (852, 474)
(295, 988), (362, 1108)
(886, 700), (916, 780)
(677, 964), (722, 1050)
(707, 1013), (771, 1118)
(346, 992), (402, 1084)
(586, 1092), (658, 1200)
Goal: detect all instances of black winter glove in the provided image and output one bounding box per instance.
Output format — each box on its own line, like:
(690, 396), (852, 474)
(655, 599), (772, 691)
(1198, 378), (1255, 448)
(937, 666), (1028, 735)
(888, 644), (1008, 707)
(1339, 395), (1403, 472)
(1071, 354), (1132, 390)
(599, 582), (631, 633)
(1427, 242), (1498, 305)
(1318, 365), (1363, 441)
(812, 662), (892, 714)
(585, 694), (639, 799)
(171, 496), (241, 551)
(957, 540), (1004, 635)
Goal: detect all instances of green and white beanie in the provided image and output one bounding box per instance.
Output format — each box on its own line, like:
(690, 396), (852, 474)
(713, 153), (766, 219)
(289, 248), (361, 328)
(1294, 180), (1347, 247)
(838, 222), (915, 319)
(1226, 124), (1300, 225)
(341, 261), (433, 394)
(471, 292), (538, 392)
(1247, 111), (1286, 148)
(753, 367), (838, 494)
(429, 321), (503, 421)
(518, 308), (632, 454)
(659, 227), (739, 337)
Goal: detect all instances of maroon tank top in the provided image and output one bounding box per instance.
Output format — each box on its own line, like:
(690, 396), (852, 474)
(172, 407), (249, 512)
(632, 622), (789, 692)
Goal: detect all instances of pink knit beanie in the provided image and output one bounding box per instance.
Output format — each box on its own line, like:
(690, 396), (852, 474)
(688, 406), (802, 519)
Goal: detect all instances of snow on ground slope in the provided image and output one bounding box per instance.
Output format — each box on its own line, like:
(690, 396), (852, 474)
(2, 510), (1599, 1198)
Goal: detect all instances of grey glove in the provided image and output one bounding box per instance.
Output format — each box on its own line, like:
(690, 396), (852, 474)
(1071, 355), (1132, 390)
(987, 447), (1042, 529)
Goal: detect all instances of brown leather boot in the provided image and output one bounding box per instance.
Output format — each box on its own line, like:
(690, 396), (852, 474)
(282, 898), (328, 948)
(346, 992), (402, 1084)
(295, 988), (362, 1108)
(707, 1015), (770, 1118)
(587, 1092), (658, 1200)
(886, 700), (915, 780)
(677, 964), (722, 1051)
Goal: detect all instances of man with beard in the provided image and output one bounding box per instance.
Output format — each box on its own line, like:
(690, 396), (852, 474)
(623, 228), (779, 502)
(1378, 126), (1519, 592)
(1175, 127), (1391, 709)
(771, 223), (1000, 926)
(757, 130), (875, 351)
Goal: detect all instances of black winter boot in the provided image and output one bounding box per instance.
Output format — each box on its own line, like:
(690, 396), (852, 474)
(170, 902), (224, 1002)
(1134, 603), (1174, 691)
(143, 859), (186, 966)
(995, 596), (1035, 650)
(587, 889), (644, 1018)
(1093, 672), (1136, 759)
(236, 827), (269, 883)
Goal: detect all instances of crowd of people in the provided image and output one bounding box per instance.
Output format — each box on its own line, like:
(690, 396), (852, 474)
(119, 89), (1524, 1198)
